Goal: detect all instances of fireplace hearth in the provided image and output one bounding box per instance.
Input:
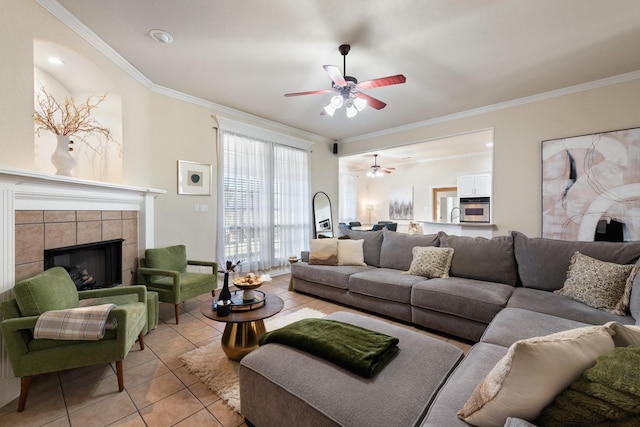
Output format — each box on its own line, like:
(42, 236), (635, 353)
(44, 239), (124, 290)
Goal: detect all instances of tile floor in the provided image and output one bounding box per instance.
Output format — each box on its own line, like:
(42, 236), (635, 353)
(0, 273), (472, 427)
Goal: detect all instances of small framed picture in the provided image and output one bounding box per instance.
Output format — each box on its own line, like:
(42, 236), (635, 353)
(177, 160), (211, 195)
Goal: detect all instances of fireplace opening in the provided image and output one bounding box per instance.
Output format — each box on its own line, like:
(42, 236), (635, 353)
(44, 239), (124, 290)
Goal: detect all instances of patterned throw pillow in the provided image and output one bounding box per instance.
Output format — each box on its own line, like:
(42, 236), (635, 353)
(407, 246), (454, 278)
(555, 251), (635, 316)
(308, 238), (339, 265)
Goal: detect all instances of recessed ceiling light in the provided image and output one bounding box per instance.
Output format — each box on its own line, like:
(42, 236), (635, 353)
(48, 57), (64, 65)
(149, 29), (174, 44)
(486, 142), (494, 147)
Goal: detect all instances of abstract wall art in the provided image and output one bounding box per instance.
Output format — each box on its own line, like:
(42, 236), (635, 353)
(542, 127), (640, 241)
(389, 186), (414, 220)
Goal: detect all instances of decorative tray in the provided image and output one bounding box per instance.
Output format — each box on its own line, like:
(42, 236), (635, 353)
(229, 290), (266, 311)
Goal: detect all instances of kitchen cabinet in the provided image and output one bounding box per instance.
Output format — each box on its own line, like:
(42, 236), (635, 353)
(458, 173), (492, 197)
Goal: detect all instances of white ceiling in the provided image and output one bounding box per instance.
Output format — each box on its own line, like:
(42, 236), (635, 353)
(49, 0), (640, 142)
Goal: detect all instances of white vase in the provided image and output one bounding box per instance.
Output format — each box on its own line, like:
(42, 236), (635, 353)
(51, 135), (76, 176)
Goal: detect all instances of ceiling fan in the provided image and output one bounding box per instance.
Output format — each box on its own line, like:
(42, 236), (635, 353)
(368, 154), (395, 177)
(284, 44), (406, 118)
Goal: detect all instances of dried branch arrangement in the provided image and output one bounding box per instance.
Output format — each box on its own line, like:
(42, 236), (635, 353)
(34, 86), (113, 141)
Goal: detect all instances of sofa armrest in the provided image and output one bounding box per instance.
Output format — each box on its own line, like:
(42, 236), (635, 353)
(137, 267), (181, 287)
(187, 260), (218, 273)
(0, 315), (39, 360)
(79, 285), (148, 303)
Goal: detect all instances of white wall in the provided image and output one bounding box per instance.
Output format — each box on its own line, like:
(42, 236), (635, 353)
(339, 80), (640, 237)
(354, 153), (492, 225)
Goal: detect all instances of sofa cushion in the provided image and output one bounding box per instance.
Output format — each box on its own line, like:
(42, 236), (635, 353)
(513, 231), (640, 291)
(458, 325), (615, 427)
(535, 346), (640, 427)
(349, 268), (426, 304)
(507, 287), (635, 326)
(14, 267), (80, 316)
(411, 277), (514, 324)
(555, 251), (635, 315)
(440, 232), (519, 286)
(145, 244), (188, 273)
(337, 239), (366, 266)
(422, 342), (508, 427)
(339, 228), (384, 267)
(481, 308), (590, 348)
(291, 262), (371, 290)
(308, 238), (338, 265)
(379, 228), (439, 271)
(605, 321), (640, 347)
(407, 246), (454, 278)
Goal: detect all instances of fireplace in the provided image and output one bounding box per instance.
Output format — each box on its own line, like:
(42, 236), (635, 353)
(44, 239), (124, 289)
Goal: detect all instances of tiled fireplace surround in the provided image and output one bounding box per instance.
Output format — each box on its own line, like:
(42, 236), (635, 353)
(15, 209), (138, 285)
(0, 168), (164, 409)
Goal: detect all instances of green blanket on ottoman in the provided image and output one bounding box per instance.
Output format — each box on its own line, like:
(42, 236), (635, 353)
(259, 318), (399, 378)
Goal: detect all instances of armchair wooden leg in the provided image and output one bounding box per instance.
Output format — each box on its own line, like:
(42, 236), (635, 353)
(174, 304), (180, 324)
(138, 332), (145, 350)
(116, 360), (124, 392)
(17, 376), (32, 412)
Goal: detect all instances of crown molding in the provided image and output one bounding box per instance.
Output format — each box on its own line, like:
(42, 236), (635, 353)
(36, 0), (331, 146)
(340, 69), (640, 144)
(37, 0), (640, 147)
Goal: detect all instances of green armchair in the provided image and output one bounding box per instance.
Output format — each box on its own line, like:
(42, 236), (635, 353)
(0, 267), (147, 412)
(137, 245), (218, 324)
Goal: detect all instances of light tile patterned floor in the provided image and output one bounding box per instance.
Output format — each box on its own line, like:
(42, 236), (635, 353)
(0, 273), (472, 426)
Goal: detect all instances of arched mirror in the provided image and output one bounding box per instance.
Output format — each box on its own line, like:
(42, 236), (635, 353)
(313, 192), (333, 238)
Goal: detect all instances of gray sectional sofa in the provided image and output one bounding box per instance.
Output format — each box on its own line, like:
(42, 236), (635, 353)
(239, 228), (640, 426)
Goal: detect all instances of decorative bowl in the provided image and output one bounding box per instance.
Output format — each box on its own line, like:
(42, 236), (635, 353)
(233, 274), (263, 301)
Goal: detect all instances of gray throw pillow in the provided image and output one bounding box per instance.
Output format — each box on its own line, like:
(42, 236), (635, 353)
(439, 232), (518, 285)
(339, 228), (384, 267)
(379, 228), (439, 271)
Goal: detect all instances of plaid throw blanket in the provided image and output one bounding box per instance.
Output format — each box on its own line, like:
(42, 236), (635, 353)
(34, 303), (117, 340)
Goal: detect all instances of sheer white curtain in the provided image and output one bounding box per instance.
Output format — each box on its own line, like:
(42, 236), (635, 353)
(339, 172), (358, 223)
(218, 130), (310, 273)
(273, 145), (310, 265)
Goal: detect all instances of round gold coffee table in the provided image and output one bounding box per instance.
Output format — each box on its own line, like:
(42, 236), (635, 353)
(200, 292), (284, 360)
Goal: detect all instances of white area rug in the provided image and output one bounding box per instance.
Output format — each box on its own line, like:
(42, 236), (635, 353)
(180, 307), (326, 413)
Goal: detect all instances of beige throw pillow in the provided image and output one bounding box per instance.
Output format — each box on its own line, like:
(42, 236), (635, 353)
(407, 246), (454, 278)
(458, 325), (615, 427)
(605, 321), (640, 347)
(337, 239), (366, 266)
(308, 238), (338, 265)
(555, 251), (635, 316)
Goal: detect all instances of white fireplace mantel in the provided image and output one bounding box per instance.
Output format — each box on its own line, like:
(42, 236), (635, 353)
(0, 167), (166, 407)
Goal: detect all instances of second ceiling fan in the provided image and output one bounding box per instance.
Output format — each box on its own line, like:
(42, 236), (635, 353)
(368, 154), (395, 177)
(284, 44), (406, 118)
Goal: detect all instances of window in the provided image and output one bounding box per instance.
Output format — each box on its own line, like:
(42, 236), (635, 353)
(219, 130), (310, 272)
(339, 172), (358, 223)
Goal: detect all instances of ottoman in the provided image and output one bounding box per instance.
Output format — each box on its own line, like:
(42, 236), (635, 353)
(239, 311), (464, 427)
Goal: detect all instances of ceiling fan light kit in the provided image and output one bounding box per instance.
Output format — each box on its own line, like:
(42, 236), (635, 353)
(367, 154), (395, 178)
(285, 44), (406, 119)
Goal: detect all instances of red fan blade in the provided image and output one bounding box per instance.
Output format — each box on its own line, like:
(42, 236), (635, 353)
(357, 74), (406, 90)
(285, 89), (333, 97)
(323, 65), (347, 86)
(355, 92), (387, 110)
(381, 167), (395, 173)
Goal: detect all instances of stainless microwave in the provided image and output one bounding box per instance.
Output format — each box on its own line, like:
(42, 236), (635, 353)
(459, 197), (490, 223)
